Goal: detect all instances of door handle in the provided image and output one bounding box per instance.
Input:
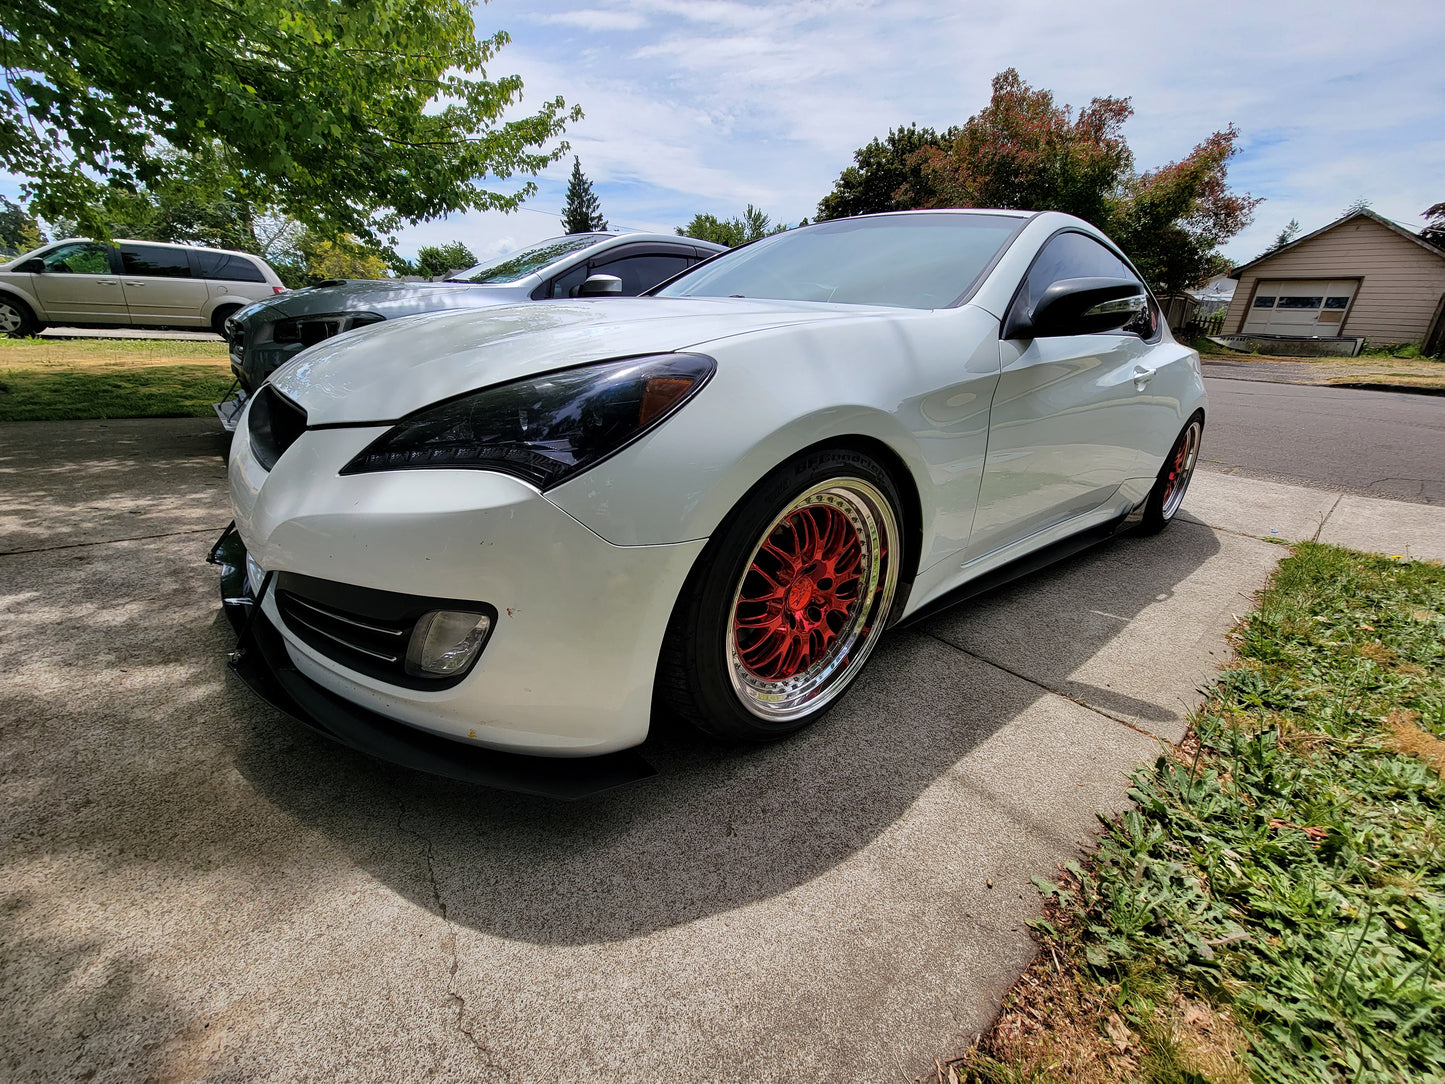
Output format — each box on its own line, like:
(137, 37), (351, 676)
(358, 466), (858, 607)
(1132, 365), (1157, 389)
(96, 278), (119, 285)
(123, 280), (145, 286)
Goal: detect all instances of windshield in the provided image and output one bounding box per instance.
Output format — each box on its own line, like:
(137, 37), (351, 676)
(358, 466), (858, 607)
(450, 234), (607, 284)
(655, 213), (1024, 309)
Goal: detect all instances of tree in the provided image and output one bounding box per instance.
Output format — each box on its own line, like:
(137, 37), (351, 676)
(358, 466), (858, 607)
(899, 68), (1258, 295)
(677, 205), (795, 247)
(414, 242), (479, 279)
(1340, 197), (1373, 217)
(1423, 202), (1445, 248)
(1267, 218), (1301, 253)
(561, 157), (607, 233)
(0, 196), (46, 255)
(300, 235), (389, 281)
(816, 124), (954, 220)
(0, 0), (580, 248)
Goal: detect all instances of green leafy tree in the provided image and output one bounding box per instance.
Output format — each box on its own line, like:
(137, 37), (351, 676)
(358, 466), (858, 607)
(1266, 218), (1301, 253)
(0, 196), (47, 255)
(414, 242), (479, 279)
(816, 124), (954, 220)
(905, 68), (1258, 295)
(0, 0), (580, 247)
(677, 205), (795, 247)
(561, 157), (607, 233)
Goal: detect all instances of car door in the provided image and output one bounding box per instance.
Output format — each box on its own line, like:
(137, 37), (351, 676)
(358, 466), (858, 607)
(966, 230), (1168, 560)
(28, 241), (128, 323)
(118, 243), (211, 326)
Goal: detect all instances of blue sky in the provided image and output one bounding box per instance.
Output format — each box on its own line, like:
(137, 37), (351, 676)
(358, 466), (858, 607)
(8, 0), (1442, 268)
(397, 0), (1444, 266)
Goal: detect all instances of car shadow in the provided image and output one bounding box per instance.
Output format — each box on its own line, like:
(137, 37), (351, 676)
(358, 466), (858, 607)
(228, 522), (1221, 946)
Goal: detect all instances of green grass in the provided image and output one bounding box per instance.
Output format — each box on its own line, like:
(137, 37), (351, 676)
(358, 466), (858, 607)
(0, 336), (232, 421)
(964, 544), (1445, 1083)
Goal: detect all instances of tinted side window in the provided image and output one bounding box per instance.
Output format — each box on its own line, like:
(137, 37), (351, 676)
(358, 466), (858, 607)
(1017, 232), (1156, 337)
(193, 250), (265, 282)
(120, 244), (192, 278)
(41, 242), (111, 275)
(593, 253), (693, 295)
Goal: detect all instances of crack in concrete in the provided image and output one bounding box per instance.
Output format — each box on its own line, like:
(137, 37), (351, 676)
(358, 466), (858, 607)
(921, 630), (1169, 744)
(392, 788), (499, 1070)
(0, 524), (224, 557)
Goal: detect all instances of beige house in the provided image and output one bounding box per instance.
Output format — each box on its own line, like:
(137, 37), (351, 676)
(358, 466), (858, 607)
(1223, 210), (1445, 353)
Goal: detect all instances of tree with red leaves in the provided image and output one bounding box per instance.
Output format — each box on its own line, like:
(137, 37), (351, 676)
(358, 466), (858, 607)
(1423, 202), (1445, 248)
(897, 69), (1258, 296)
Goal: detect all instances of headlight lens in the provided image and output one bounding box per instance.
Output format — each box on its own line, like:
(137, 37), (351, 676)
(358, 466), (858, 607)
(340, 353), (715, 489)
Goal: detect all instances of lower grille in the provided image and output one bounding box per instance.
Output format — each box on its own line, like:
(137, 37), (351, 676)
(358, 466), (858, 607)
(272, 573), (497, 690)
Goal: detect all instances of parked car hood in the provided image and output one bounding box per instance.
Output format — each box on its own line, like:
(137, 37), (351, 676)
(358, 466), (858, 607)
(269, 297), (895, 426)
(236, 279), (520, 323)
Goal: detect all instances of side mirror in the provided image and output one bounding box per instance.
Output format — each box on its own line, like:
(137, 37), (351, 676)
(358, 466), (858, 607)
(577, 273), (623, 297)
(1004, 276), (1147, 339)
(15, 257), (44, 273)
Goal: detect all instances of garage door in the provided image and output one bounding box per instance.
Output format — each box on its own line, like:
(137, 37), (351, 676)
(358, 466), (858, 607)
(1242, 279), (1357, 334)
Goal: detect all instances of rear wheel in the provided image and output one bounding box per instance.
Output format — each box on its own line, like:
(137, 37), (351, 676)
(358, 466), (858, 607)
(1139, 413), (1203, 534)
(657, 448), (903, 740)
(0, 294), (39, 338)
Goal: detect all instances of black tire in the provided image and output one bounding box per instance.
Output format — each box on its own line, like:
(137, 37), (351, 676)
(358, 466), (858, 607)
(1139, 411), (1204, 534)
(656, 446), (904, 741)
(0, 294), (39, 338)
(211, 305), (241, 339)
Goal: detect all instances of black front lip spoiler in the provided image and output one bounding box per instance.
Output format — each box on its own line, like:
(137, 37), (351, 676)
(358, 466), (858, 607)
(206, 524), (656, 800)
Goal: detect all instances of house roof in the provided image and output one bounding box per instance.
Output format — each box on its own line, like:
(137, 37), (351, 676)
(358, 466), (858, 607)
(1229, 209), (1445, 279)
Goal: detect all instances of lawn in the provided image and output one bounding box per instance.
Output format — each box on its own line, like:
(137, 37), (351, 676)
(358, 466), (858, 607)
(958, 543), (1445, 1083)
(0, 336), (233, 421)
(1196, 348), (1445, 391)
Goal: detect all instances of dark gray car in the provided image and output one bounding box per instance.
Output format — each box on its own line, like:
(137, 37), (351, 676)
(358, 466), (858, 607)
(217, 231), (725, 428)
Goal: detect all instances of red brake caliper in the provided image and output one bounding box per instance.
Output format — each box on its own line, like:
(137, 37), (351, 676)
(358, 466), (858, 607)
(1164, 433), (1189, 501)
(733, 505), (863, 681)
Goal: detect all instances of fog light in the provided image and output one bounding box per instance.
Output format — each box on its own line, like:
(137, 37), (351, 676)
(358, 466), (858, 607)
(405, 610), (493, 678)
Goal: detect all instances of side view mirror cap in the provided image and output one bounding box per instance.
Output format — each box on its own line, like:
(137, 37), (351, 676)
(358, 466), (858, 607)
(577, 273), (623, 297)
(1005, 276), (1147, 339)
(15, 257), (44, 273)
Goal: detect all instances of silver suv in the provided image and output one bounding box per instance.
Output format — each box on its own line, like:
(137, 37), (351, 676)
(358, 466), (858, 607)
(218, 232), (725, 428)
(0, 239), (286, 337)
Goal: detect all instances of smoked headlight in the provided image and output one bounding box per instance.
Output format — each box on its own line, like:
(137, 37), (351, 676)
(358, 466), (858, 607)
(340, 353), (715, 489)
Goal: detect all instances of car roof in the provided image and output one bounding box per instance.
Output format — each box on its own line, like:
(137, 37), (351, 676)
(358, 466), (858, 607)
(49, 237), (269, 261)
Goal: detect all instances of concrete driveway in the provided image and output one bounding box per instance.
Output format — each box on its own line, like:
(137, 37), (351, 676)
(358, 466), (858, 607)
(2, 419), (1442, 1083)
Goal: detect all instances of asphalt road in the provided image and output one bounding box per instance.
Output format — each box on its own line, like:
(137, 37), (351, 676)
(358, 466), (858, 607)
(1200, 375), (1445, 505)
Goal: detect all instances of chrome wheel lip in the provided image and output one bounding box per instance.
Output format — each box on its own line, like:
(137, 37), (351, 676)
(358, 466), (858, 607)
(725, 477), (898, 722)
(1161, 420), (1202, 520)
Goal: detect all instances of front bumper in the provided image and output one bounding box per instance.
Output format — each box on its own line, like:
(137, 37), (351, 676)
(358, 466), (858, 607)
(221, 413), (707, 781)
(208, 524), (659, 799)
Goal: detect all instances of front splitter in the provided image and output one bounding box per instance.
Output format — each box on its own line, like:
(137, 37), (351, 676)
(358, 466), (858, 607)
(208, 524), (657, 800)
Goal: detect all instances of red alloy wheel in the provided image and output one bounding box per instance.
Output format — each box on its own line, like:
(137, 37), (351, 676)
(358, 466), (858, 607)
(732, 504), (864, 681)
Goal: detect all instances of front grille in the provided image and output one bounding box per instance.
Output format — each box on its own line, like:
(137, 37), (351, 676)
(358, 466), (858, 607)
(228, 325), (245, 366)
(272, 573), (496, 690)
(247, 385), (308, 471)
(273, 313), (385, 348)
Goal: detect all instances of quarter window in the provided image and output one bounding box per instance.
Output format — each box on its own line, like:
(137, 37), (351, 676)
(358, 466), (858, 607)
(193, 250), (266, 283)
(41, 242), (111, 275)
(119, 244), (192, 278)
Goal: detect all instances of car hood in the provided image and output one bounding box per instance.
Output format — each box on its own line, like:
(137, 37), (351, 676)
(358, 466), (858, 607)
(235, 279), (522, 324)
(269, 297), (893, 425)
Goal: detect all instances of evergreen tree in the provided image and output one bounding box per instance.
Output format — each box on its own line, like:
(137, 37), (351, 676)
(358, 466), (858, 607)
(562, 157), (607, 233)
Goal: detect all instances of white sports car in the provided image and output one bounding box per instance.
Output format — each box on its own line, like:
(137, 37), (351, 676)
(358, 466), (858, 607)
(213, 210), (1206, 797)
